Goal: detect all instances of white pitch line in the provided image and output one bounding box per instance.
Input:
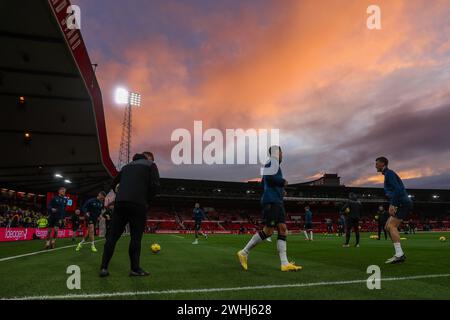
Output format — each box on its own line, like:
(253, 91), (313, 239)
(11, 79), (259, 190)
(170, 235), (185, 239)
(3, 273), (450, 300)
(0, 239), (106, 262)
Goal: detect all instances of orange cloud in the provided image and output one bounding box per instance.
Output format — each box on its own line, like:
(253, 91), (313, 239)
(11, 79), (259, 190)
(86, 0), (450, 183)
(350, 167), (439, 186)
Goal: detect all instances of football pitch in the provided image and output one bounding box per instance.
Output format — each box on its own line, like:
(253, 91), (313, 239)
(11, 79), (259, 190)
(1, 232), (449, 300)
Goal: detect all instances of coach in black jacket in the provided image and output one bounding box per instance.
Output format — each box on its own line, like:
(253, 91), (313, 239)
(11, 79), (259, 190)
(100, 152), (160, 277)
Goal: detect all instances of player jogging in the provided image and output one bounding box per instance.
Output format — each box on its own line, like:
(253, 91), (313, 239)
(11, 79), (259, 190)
(303, 206), (313, 241)
(341, 192), (361, 248)
(45, 187), (67, 249)
(237, 146), (301, 272)
(376, 157), (413, 264)
(76, 191), (106, 252)
(192, 203), (208, 244)
(325, 218), (333, 234)
(71, 209), (81, 242)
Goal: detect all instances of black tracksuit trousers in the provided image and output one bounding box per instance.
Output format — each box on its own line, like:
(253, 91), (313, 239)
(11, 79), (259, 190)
(101, 202), (147, 271)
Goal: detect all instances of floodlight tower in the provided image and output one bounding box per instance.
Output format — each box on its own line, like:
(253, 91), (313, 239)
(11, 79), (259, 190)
(115, 88), (141, 169)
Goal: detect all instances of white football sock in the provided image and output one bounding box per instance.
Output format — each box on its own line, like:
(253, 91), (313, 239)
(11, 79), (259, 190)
(310, 231), (313, 240)
(277, 240), (289, 266)
(394, 242), (404, 257)
(243, 233), (265, 255)
(303, 231), (309, 240)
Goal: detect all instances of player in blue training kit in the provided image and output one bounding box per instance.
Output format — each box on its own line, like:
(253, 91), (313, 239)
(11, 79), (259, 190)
(45, 187), (67, 249)
(237, 146), (302, 272)
(76, 191), (106, 252)
(376, 157), (413, 264)
(192, 203), (208, 244)
(303, 206), (313, 241)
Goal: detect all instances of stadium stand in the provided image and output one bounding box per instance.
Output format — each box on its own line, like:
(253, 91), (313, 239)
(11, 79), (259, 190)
(0, 1), (449, 241)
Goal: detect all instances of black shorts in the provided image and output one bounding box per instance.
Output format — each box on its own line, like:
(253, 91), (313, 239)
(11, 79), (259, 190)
(72, 223), (80, 231)
(304, 222), (313, 230)
(346, 217), (360, 230)
(262, 203), (286, 228)
(395, 201), (413, 220)
(48, 215), (63, 228)
(87, 214), (99, 225)
(194, 221), (202, 231)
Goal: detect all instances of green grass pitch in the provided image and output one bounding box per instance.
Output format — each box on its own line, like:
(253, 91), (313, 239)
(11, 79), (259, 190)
(1, 232), (449, 300)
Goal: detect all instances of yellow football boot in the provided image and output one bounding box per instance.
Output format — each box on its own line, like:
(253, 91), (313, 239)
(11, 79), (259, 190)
(281, 262), (302, 272)
(237, 250), (248, 271)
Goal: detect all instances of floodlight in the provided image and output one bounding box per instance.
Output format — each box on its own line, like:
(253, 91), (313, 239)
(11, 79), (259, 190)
(115, 88), (129, 104)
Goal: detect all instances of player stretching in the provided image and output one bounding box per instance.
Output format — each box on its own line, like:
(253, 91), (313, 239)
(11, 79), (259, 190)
(45, 187), (67, 249)
(76, 191), (106, 252)
(303, 206), (313, 241)
(237, 146), (301, 272)
(376, 157), (413, 264)
(192, 203), (208, 244)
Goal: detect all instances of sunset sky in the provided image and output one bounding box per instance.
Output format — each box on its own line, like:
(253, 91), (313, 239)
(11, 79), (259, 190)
(73, 0), (450, 188)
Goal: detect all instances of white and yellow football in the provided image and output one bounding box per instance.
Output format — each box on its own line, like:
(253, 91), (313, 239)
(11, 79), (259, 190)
(151, 243), (161, 254)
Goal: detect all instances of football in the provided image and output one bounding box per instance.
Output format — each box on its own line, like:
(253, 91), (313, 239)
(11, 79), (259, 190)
(439, 236), (447, 242)
(151, 243), (161, 254)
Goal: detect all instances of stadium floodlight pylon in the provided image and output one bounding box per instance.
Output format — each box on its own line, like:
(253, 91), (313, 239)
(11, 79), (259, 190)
(116, 88), (141, 170)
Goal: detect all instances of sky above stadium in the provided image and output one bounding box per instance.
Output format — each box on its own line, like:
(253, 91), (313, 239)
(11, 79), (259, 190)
(73, 0), (450, 188)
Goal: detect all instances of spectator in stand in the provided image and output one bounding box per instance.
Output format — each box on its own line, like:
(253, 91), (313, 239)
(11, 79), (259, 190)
(37, 216), (48, 229)
(10, 212), (20, 227)
(23, 214), (32, 228)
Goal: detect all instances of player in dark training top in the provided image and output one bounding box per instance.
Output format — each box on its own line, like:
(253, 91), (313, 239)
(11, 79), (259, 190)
(237, 146), (301, 272)
(192, 203), (208, 244)
(376, 157), (413, 264)
(76, 191), (106, 252)
(45, 187), (67, 249)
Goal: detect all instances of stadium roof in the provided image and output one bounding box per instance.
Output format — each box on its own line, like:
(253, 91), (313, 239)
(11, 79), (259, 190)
(0, 0), (117, 195)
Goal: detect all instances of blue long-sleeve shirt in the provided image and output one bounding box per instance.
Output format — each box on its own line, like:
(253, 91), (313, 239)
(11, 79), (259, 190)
(261, 161), (285, 205)
(383, 168), (411, 206)
(47, 195), (67, 219)
(193, 208), (205, 222)
(305, 210), (313, 223)
(82, 198), (104, 217)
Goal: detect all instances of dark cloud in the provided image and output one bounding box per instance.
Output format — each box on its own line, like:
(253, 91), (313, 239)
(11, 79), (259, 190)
(334, 103), (450, 172)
